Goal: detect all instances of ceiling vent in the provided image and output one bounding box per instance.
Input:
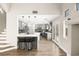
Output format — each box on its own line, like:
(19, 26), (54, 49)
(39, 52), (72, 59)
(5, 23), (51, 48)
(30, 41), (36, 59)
(32, 10), (38, 14)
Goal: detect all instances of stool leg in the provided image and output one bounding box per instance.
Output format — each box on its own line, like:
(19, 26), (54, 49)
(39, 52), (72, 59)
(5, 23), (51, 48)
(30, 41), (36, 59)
(18, 42), (20, 49)
(25, 42), (27, 50)
(21, 42), (25, 49)
(26, 42), (29, 50)
(28, 42), (32, 51)
(19, 42), (22, 49)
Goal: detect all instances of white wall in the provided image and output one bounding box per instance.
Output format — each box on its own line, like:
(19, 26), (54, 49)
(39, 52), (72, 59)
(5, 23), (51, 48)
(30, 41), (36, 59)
(62, 3), (79, 24)
(62, 3), (79, 55)
(52, 16), (71, 55)
(6, 3), (61, 47)
(52, 3), (79, 56)
(10, 3), (61, 15)
(52, 3), (73, 55)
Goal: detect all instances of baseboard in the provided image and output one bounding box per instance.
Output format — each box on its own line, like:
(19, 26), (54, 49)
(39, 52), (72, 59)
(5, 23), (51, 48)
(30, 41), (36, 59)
(0, 46), (17, 53)
(52, 39), (71, 56)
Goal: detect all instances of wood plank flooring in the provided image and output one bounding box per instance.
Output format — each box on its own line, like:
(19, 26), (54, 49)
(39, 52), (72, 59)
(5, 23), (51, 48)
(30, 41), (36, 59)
(0, 37), (66, 56)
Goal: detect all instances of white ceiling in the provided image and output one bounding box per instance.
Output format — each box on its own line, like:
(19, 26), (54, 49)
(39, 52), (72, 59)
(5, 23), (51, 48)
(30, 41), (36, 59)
(0, 3), (12, 12)
(0, 3), (61, 22)
(18, 15), (60, 24)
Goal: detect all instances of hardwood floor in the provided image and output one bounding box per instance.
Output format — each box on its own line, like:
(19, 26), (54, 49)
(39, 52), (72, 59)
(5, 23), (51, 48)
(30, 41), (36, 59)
(0, 37), (66, 56)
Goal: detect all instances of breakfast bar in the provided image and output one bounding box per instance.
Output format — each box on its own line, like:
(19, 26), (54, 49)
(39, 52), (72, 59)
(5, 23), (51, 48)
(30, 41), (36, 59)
(17, 33), (40, 50)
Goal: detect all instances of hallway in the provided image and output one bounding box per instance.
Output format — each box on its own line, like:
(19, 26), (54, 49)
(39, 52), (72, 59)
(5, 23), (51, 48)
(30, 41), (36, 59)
(1, 3), (79, 56)
(0, 38), (66, 56)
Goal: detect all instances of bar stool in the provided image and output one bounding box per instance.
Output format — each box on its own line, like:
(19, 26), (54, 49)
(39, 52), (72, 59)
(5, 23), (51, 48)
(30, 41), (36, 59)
(25, 37), (34, 51)
(18, 37), (26, 50)
(18, 37), (34, 51)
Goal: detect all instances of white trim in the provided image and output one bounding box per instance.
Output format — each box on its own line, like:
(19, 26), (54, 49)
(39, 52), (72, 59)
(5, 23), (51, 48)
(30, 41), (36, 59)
(52, 39), (71, 56)
(0, 45), (11, 47)
(0, 46), (16, 52)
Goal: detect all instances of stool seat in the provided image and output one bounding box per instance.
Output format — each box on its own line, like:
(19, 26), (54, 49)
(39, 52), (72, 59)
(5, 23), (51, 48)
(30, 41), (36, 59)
(25, 37), (34, 42)
(18, 37), (26, 42)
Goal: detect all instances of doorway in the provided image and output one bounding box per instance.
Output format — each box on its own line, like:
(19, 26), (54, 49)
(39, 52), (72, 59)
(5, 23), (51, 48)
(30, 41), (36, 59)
(0, 8), (6, 34)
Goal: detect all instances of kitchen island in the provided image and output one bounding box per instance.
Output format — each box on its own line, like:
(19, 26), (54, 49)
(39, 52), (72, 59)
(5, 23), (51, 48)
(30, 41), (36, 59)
(17, 33), (40, 50)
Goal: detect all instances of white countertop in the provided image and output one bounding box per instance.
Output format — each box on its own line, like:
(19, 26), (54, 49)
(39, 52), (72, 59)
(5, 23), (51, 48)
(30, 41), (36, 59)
(17, 33), (40, 37)
(17, 33), (40, 49)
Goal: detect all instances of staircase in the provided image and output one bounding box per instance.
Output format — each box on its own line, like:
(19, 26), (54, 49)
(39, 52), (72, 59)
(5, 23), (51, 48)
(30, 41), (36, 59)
(0, 30), (15, 53)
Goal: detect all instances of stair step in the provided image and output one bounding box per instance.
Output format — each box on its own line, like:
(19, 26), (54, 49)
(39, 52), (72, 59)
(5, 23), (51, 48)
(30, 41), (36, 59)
(0, 35), (6, 37)
(0, 39), (7, 41)
(0, 46), (14, 50)
(0, 33), (6, 35)
(0, 39), (6, 41)
(0, 45), (11, 47)
(0, 46), (15, 53)
(0, 37), (7, 39)
(0, 43), (8, 45)
(0, 32), (6, 34)
(0, 34), (6, 35)
(1, 31), (6, 33)
(0, 41), (8, 43)
(0, 41), (9, 43)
